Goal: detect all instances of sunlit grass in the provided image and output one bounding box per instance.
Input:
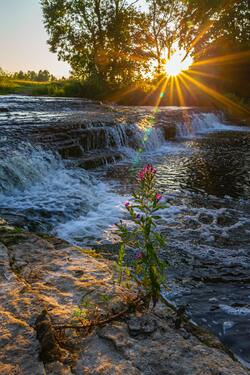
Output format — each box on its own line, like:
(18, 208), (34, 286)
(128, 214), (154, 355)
(0, 78), (82, 97)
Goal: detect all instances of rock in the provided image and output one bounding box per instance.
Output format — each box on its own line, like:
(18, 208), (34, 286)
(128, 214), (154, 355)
(0, 243), (45, 375)
(198, 213), (214, 224)
(217, 214), (237, 227)
(0, 107), (9, 112)
(74, 150), (122, 169)
(0, 230), (249, 375)
(162, 124), (176, 139)
(179, 328), (191, 339)
(127, 315), (157, 336)
(35, 310), (67, 363)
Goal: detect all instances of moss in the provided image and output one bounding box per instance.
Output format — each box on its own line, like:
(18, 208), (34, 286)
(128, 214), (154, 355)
(77, 247), (102, 258)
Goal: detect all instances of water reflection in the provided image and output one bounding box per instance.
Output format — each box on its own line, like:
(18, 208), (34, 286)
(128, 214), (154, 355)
(154, 133), (250, 199)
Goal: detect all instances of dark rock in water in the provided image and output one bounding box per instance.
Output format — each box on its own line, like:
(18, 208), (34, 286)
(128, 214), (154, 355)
(217, 213), (238, 227)
(75, 150), (122, 169)
(58, 144), (83, 158)
(162, 124), (176, 139)
(198, 212), (214, 224)
(0, 107), (9, 112)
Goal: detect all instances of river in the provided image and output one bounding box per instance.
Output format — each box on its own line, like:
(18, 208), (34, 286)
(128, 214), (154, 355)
(0, 95), (249, 367)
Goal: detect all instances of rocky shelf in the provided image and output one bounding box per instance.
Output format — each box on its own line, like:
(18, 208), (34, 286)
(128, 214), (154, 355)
(0, 222), (249, 375)
(0, 97), (218, 168)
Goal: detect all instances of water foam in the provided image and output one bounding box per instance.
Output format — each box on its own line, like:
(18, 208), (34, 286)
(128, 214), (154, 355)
(176, 113), (249, 138)
(0, 145), (125, 243)
(219, 304), (250, 316)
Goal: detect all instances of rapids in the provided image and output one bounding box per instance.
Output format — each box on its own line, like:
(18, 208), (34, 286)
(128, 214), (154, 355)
(0, 95), (249, 367)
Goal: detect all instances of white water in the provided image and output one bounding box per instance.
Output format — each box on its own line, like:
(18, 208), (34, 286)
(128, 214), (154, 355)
(219, 304), (250, 316)
(176, 113), (249, 138)
(0, 111), (248, 244)
(0, 145), (127, 242)
(0, 123), (166, 243)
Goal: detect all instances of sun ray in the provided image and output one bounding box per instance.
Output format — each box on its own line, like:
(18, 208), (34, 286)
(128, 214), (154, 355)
(188, 69), (222, 80)
(168, 76), (175, 105)
(193, 50), (250, 67)
(175, 76), (186, 107)
(181, 72), (250, 116)
(153, 76), (170, 108)
(140, 75), (167, 106)
(178, 73), (197, 102)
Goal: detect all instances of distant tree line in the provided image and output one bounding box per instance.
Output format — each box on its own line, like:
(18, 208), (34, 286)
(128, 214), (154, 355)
(0, 68), (57, 82)
(12, 69), (56, 82)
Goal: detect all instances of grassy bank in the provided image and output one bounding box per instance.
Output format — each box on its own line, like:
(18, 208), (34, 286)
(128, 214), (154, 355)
(0, 78), (83, 97)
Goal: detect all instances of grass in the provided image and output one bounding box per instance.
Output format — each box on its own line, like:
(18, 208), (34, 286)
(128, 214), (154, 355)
(0, 78), (83, 97)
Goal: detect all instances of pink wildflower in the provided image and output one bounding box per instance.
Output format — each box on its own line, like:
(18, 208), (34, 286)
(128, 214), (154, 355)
(137, 164), (157, 181)
(138, 171), (145, 180)
(124, 201), (130, 208)
(156, 193), (162, 202)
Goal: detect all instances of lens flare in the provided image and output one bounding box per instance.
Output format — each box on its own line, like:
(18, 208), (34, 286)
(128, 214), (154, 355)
(165, 48), (193, 76)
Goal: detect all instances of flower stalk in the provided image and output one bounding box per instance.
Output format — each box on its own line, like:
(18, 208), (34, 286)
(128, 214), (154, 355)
(115, 164), (168, 307)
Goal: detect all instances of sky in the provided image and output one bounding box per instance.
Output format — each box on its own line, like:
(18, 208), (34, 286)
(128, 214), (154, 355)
(0, 0), (70, 77)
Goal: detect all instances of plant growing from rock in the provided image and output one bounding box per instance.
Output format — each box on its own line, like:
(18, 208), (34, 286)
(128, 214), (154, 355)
(115, 164), (168, 306)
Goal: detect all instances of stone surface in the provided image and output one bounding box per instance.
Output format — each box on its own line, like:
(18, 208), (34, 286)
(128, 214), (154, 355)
(0, 227), (249, 374)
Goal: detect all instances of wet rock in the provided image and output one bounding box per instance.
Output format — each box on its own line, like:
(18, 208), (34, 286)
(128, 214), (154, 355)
(0, 107), (9, 112)
(198, 212), (214, 224)
(184, 217), (201, 229)
(162, 124), (176, 139)
(179, 328), (191, 339)
(75, 150), (122, 169)
(217, 214), (237, 227)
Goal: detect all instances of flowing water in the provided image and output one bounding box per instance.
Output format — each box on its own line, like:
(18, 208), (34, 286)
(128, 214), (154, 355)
(0, 96), (249, 367)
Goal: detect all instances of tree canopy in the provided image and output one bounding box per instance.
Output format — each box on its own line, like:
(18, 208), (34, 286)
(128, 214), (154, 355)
(41, 0), (249, 99)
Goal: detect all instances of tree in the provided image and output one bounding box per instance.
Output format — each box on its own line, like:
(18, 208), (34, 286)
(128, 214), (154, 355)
(0, 67), (7, 80)
(147, 0), (185, 73)
(17, 71), (25, 80)
(179, 0), (250, 59)
(41, 0), (150, 87)
(37, 69), (51, 81)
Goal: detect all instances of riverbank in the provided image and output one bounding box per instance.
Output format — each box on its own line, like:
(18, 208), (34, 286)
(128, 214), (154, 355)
(0, 222), (249, 375)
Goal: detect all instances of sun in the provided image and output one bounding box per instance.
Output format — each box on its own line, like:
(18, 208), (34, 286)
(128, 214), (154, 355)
(165, 48), (193, 77)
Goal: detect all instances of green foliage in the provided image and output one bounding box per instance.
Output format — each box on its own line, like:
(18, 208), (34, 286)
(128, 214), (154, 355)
(179, 0), (250, 56)
(41, 0), (150, 88)
(12, 69), (55, 82)
(115, 164), (168, 306)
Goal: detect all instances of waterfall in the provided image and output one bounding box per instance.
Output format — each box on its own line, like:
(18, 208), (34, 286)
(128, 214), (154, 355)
(0, 145), (62, 194)
(0, 144), (125, 242)
(74, 122), (166, 155)
(176, 113), (226, 138)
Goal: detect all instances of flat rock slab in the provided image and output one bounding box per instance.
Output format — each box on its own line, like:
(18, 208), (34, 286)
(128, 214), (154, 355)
(0, 227), (249, 374)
